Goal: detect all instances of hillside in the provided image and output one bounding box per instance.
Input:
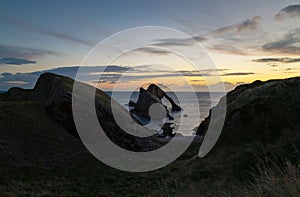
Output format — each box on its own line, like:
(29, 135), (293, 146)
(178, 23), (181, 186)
(0, 73), (300, 196)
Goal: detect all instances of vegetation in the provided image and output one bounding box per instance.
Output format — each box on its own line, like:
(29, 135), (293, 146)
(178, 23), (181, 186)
(0, 74), (300, 196)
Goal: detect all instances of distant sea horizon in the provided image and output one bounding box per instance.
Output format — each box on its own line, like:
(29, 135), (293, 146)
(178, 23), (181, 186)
(0, 89), (224, 135)
(107, 91), (225, 136)
(0, 89), (226, 94)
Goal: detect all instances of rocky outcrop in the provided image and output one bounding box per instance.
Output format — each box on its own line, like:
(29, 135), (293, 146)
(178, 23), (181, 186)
(196, 76), (300, 148)
(147, 84), (181, 111)
(129, 84), (181, 137)
(177, 76), (300, 184)
(1, 73), (162, 152)
(129, 84), (181, 116)
(129, 87), (165, 118)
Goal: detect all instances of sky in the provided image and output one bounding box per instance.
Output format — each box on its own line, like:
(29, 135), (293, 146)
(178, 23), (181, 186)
(0, 0), (299, 91)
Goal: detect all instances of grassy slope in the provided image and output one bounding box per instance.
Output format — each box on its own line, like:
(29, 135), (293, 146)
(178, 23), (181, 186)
(0, 104), (204, 196)
(0, 101), (179, 196)
(0, 75), (300, 196)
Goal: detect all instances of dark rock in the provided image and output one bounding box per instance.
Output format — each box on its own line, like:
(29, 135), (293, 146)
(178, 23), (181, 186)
(1, 73), (162, 152)
(129, 84), (181, 118)
(196, 76), (300, 148)
(186, 76), (300, 182)
(160, 123), (175, 137)
(147, 84), (181, 111)
(129, 84), (182, 137)
(130, 87), (164, 117)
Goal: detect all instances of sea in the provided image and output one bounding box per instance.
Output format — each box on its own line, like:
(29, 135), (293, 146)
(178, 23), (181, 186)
(0, 88), (224, 136)
(106, 92), (225, 136)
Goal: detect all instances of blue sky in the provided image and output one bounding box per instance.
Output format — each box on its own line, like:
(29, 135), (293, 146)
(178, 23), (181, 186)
(0, 0), (299, 91)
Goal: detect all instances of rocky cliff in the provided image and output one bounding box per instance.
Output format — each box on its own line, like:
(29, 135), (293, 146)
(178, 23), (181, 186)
(191, 77), (300, 182)
(197, 77), (300, 147)
(0, 73), (162, 168)
(1, 74), (300, 196)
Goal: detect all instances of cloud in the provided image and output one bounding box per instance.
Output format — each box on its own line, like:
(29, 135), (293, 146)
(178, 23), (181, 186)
(200, 69), (229, 72)
(262, 28), (300, 55)
(179, 69), (228, 77)
(0, 72), (40, 90)
(150, 16), (261, 49)
(135, 47), (172, 55)
(190, 79), (204, 82)
(190, 81), (245, 92)
(284, 68), (299, 72)
(0, 44), (61, 59)
(211, 16), (262, 35)
(0, 65), (130, 90)
(222, 72), (255, 76)
(252, 57), (300, 63)
(151, 36), (207, 47)
(0, 57), (36, 65)
(275, 4), (300, 20)
(152, 38), (196, 47)
(0, 65), (234, 90)
(6, 81), (28, 85)
(179, 70), (210, 77)
(1, 16), (93, 47)
(178, 70), (255, 77)
(143, 17), (261, 56)
(207, 44), (248, 55)
(193, 36), (208, 42)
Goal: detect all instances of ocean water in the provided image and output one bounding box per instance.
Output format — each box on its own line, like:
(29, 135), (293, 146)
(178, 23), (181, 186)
(107, 92), (225, 136)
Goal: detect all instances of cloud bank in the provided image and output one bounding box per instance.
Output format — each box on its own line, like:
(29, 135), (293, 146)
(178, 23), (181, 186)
(0, 65), (245, 90)
(1, 16), (93, 47)
(262, 28), (300, 55)
(0, 57), (36, 65)
(275, 4), (300, 20)
(253, 57), (300, 64)
(0, 44), (61, 59)
(211, 16), (262, 35)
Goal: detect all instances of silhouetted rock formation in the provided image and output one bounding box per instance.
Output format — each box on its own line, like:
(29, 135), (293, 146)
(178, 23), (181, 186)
(196, 77), (300, 148)
(1, 73), (300, 195)
(129, 84), (181, 116)
(129, 84), (181, 137)
(0, 73), (162, 155)
(147, 84), (181, 111)
(129, 87), (164, 118)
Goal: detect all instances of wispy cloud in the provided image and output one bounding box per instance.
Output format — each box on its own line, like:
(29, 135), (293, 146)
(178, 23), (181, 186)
(190, 79), (205, 82)
(211, 16), (262, 35)
(262, 28), (300, 55)
(1, 16), (93, 47)
(0, 57), (36, 65)
(0, 65), (130, 89)
(148, 16), (261, 56)
(275, 4), (300, 20)
(0, 44), (61, 59)
(222, 72), (255, 76)
(252, 57), (300, 63)
(151, 36), (207, 47)
(179, 70), (255, 77)
(190, 81), (245, 92)
(6, 81), (28, 85)
(0, 65), (234, 90)
(135, 47), (172, 55)
(207, 44), (248, 55)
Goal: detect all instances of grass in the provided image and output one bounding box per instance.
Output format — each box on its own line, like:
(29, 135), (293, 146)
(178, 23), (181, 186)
(1, 74), (300, 196)
(236, 157), (300, 197)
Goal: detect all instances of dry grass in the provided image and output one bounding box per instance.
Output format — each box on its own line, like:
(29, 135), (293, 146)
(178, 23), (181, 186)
(240, 160), (300, 197)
